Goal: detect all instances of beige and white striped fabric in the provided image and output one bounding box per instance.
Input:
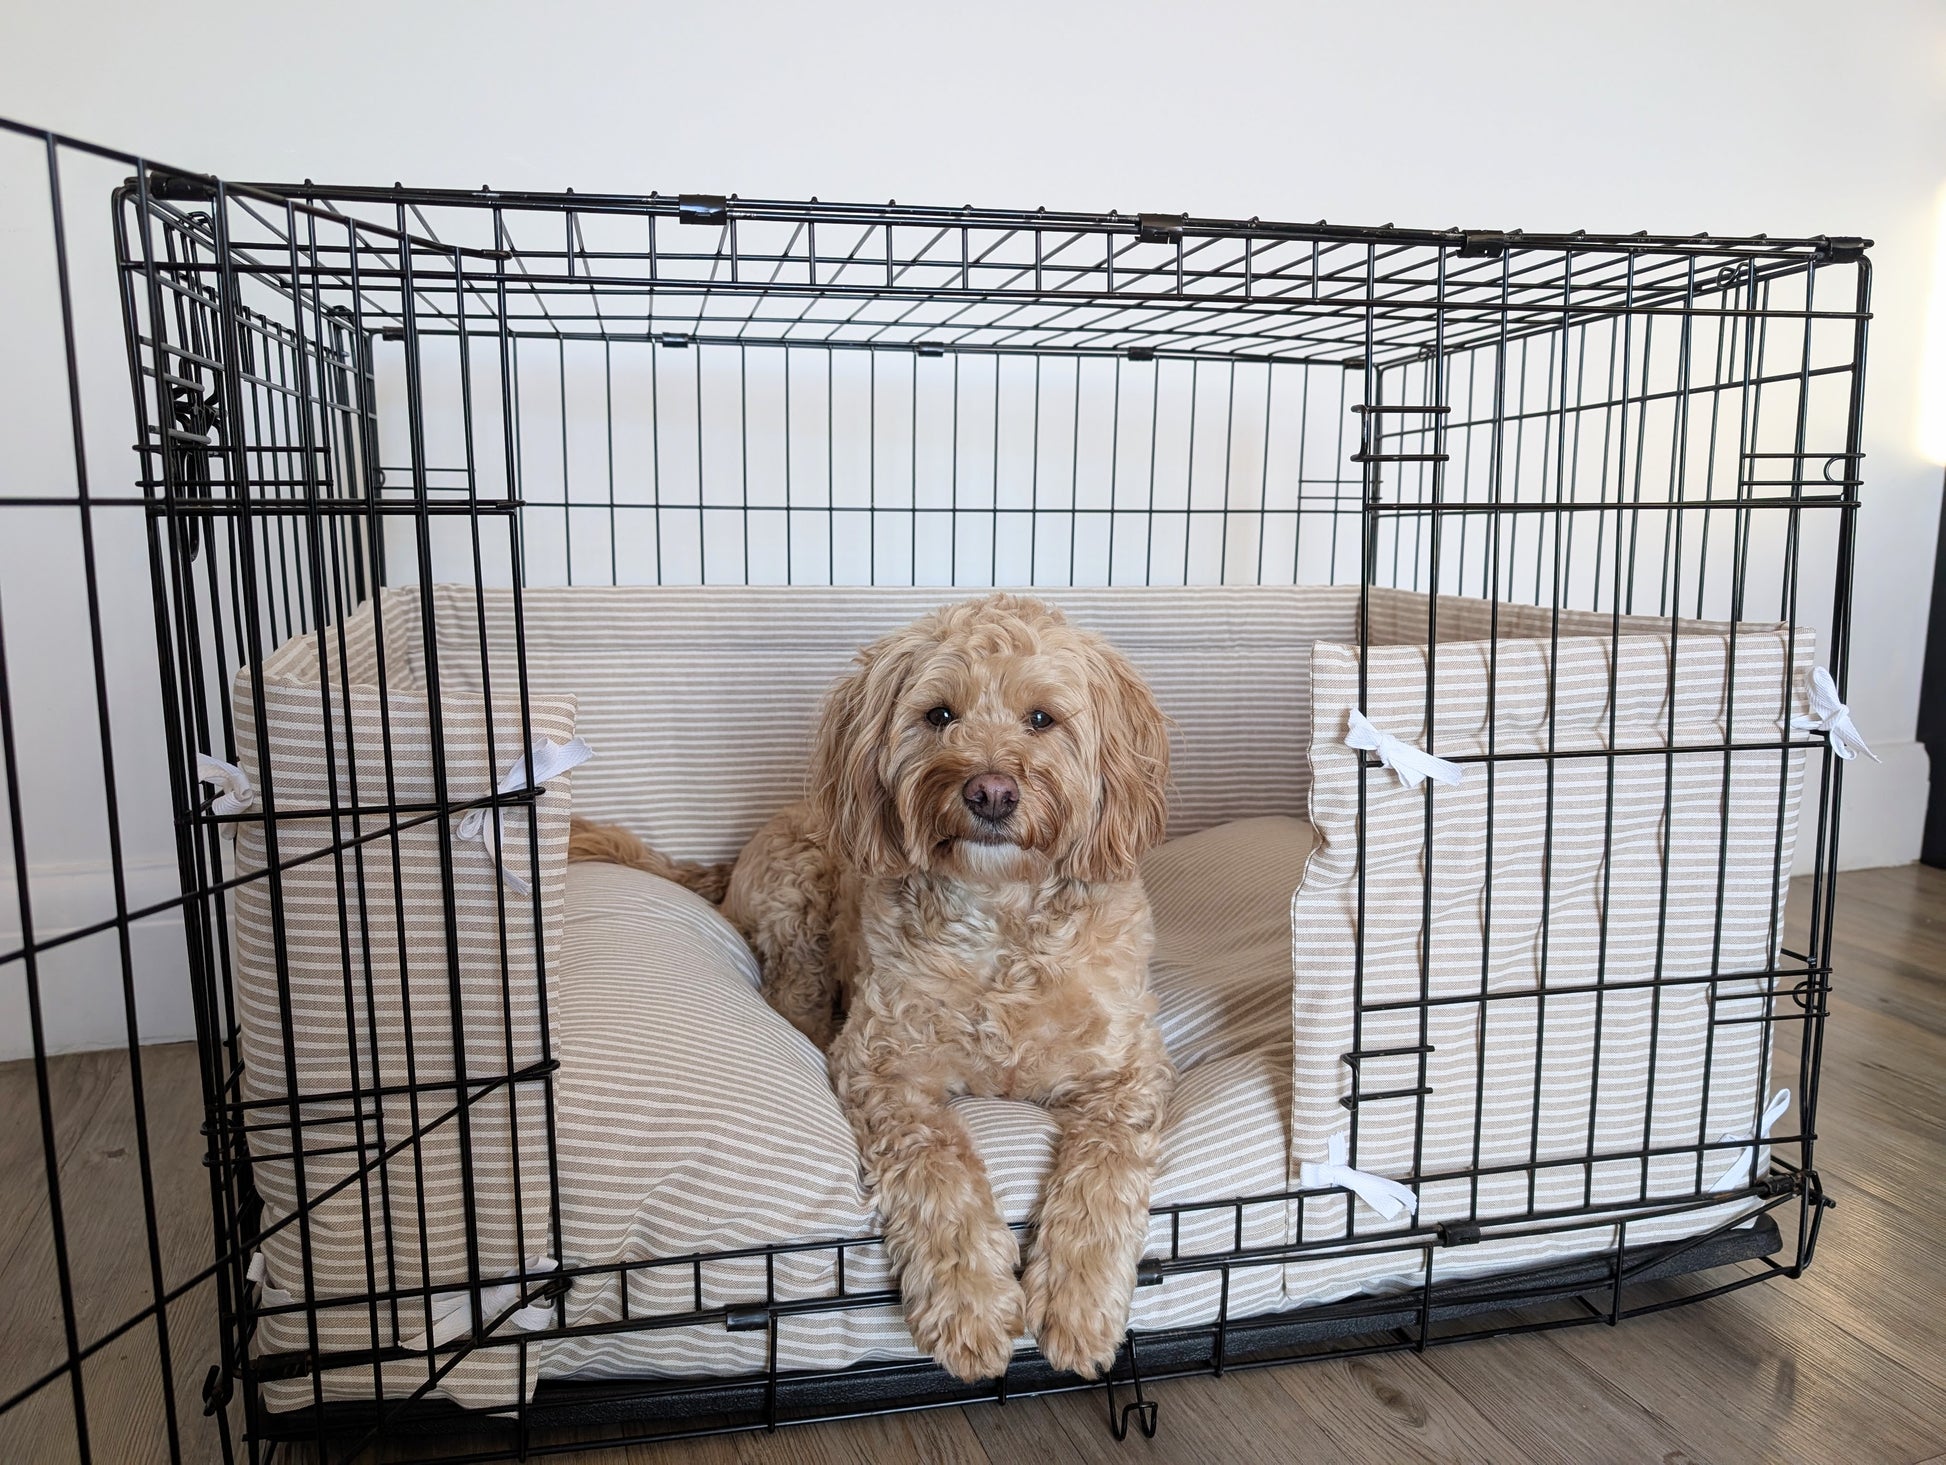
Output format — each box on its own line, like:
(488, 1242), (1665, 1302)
(536, 814), (1309, 1384)
(412, 582), (1361, 862)
(230, 598), (578, 1411)
(1287, 609), (1813, 1304)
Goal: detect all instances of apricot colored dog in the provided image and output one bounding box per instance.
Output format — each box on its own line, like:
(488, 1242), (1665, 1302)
(569, 592), (1175, 1381)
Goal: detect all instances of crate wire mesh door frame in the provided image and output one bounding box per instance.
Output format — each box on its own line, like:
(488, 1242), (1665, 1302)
(0, 112), (1868, 1463)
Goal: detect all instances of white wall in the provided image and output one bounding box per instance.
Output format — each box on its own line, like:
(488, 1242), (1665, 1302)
(1, 0), (1941, 1056)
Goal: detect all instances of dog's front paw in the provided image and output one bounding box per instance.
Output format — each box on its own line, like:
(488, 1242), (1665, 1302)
(1022, 1252), (1129, 1379)
(906, 1263), (1024, 1382)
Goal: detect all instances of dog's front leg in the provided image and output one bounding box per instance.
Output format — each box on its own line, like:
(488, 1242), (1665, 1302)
(1023, 1054), (1172, 1378)
(830, 1051), (1023, 1382)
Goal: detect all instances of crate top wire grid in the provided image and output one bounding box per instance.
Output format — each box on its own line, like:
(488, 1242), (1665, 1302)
(0, 113), (1866, 1465)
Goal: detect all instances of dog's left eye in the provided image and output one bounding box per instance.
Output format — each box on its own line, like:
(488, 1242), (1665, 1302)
(1027, 709), (1056, 731)
(926, 706), (955, 728)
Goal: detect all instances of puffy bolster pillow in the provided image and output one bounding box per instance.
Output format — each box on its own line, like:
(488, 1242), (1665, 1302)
(541, 816), (1316, 1381)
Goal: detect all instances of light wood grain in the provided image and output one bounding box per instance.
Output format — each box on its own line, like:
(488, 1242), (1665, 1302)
(4, 862), (1943, 1464)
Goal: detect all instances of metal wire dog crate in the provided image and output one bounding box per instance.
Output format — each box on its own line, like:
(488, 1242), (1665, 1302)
(0, 115), (1867, 1464)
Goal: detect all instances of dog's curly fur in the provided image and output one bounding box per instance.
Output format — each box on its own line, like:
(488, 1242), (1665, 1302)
(570, 592), (1175, 1382)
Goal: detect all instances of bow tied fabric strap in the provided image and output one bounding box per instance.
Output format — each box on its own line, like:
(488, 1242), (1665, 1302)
(456, 736), (594, 894)
(1299, 1132), (1421, 1222)
(1345, 710), (1465, 790)
(1789, 667), (1878, 763)
(246, 1250), (294, 1308)
(397, 1255), (561, 1351)
(1708, 1088), (1791, 1194)
(196, 753), (256, 836)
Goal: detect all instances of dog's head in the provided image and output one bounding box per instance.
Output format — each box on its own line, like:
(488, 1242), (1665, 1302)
(810, 594), (1170, 884)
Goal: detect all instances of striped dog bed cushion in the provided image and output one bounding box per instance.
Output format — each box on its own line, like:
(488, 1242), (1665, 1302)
(537, 815), (1311, 1385)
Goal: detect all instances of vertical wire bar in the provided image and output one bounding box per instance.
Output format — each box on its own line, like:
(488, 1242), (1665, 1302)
(739, 344), (752, 584)
(50, 134), (189, 1461)
(1255, 362), (1274, 585)
(1218, 360), (1237, 583)
(1538, 253), (1573, 1206)
(1029, 356), (1042, 583)
(784, 347), (796, 586)
(1413, 245), (1449, 1216)
(284, 192), (392, 1414)
(396, 199), (492, 1361)
(1797, 255), (1870, 1260)
(911, 353), (921, 585)
(0, 610), (99, 1459)
(650, 328), (664, 583)
(1181, 360), (1199, 584)
(1766, 261), (1821, 1203)
(119, 165), (245, 1464)
(1328, 369), (1348, 583)
(1693, 282), (1733, 618)
(827, 349), (836, 585)
(1289, 363), (1311, 584)
(1144, 360), (1160, 586)
(949, 353), (960, 586)
(1349, 240), (1377, 1233)
(605, 340), (618, 585)
(1700, 263), (1748, 1190)
(1623, 313), (1658, 614)
(1636, 255), (1698, 1201)
(1105, 356), (1122, 586)
(558, 337), (573, 584)
(317, 276), (399, 1415)
(1583, 255), (1636, 1211)
(992, 354), (1003, 585)
(694, 345), (707, 584)
(456, 230), (546, 1437)
(343, 208), (414, 1359)
(1068, 357), (1081, 586)
(211, 180), (333, 1436)
(1481, 251), (1513, 1213)
(1561, 321), (1591, 610)
(869, 350), (878, 584)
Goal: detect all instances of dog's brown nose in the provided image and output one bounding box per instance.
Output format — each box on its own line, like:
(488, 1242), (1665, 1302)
(962, 772), (1019, 821)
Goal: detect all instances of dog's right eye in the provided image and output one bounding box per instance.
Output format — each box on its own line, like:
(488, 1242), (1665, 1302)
(925, 706), (955, 728)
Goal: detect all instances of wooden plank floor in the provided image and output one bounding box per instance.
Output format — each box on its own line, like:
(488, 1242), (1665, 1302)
(3, 863), (1942, 1464)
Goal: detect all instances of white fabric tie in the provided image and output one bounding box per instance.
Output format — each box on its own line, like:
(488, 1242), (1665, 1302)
(1708, 1088), (1791, 1193)
(197, 752), (256, 834)
(1345, 710), (1464, 790)
(397, 1256), (560, 1351)
(247, 1250), (294, 1308)
(455, 737), (593, 894)
(1790, 667), (1878, 763)
(1299, 1132), (1421, 1222)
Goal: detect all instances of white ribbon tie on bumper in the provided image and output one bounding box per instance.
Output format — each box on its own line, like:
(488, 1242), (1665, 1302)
(1708, 1088), (1792, 1193)
(1300, 1132), (1421, 1222)
(456, 736), (593, 894)
(398, 1256), (561, 1351)
(1790, 667), (1878, 763)
(246, 1250), (294, 1308)
(197, 753), (256, 835)
(1345, 710), (1465, 790)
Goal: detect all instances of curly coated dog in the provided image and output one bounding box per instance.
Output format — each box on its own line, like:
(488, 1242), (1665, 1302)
(569, 592), (1176, 1382)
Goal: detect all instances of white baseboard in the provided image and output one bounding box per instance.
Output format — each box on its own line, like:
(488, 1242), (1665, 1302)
(1800, 737), (1931, 875)
(3, 744), (1928, 1061)
(0, 858), (195, 1062)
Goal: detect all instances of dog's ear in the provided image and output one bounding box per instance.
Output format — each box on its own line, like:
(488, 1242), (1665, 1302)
(808, 635), (917, 876)
(1071, 643), (1171, 883)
